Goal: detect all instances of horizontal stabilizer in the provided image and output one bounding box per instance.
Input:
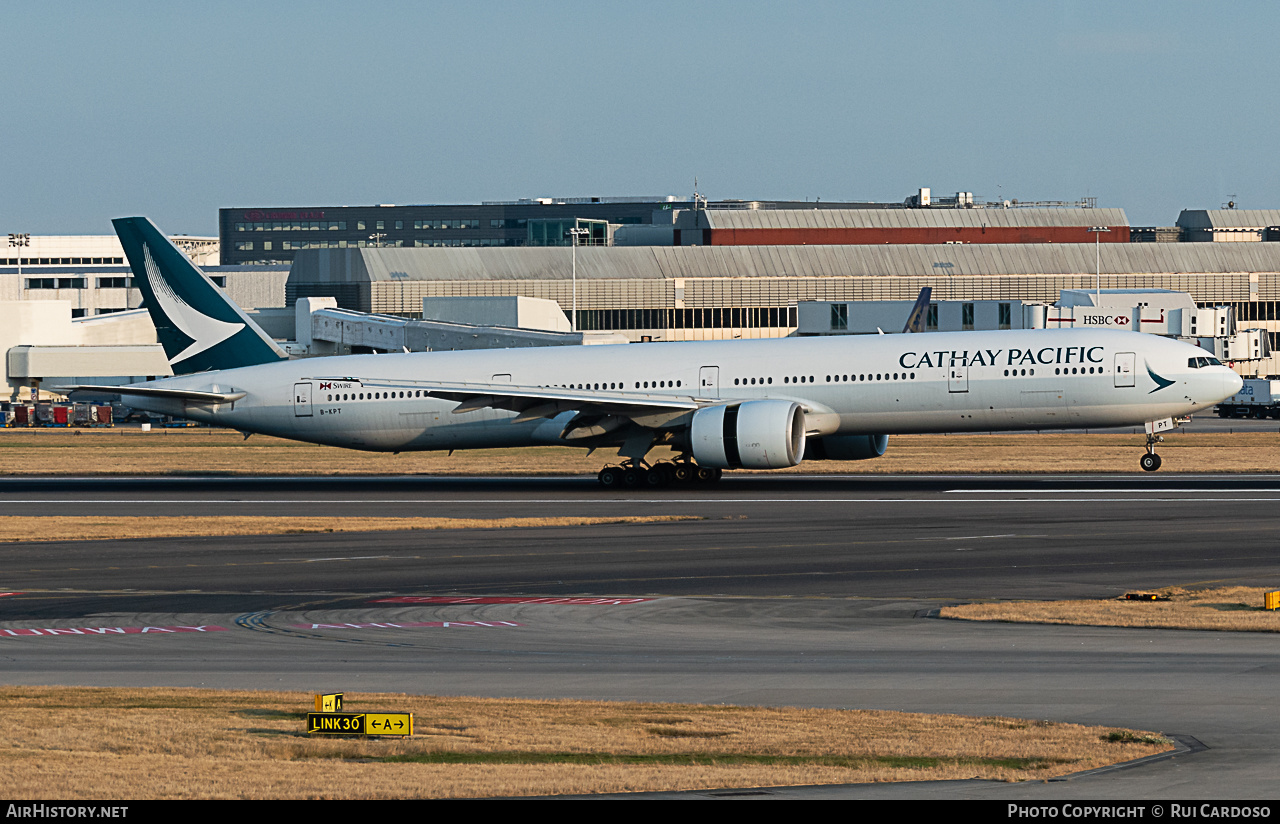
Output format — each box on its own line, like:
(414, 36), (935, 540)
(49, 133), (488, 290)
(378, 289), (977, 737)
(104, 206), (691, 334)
(55, 384), (247, 404)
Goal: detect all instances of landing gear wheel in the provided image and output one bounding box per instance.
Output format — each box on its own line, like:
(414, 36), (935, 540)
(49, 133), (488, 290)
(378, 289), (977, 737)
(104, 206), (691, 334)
(622, 467), (643, 488)
(598, 466), (623, 487)
(647, 462), (675, 487)
(671, 463), (695, 484)
(696, 465), (722, 483)
(642, 466), (669, 488)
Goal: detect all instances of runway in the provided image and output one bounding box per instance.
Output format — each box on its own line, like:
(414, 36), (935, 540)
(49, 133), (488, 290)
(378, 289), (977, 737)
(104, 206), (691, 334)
(2, 474), (1279, 798)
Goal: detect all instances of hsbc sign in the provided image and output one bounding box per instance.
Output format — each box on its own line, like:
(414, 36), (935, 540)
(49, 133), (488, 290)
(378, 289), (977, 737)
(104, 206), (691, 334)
(1081, 314), (1130, 326)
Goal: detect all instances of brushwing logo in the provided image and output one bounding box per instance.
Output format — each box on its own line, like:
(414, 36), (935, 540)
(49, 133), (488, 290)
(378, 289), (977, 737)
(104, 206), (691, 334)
(1147, 365), (1175, 393)
(142, 243), (244, 365)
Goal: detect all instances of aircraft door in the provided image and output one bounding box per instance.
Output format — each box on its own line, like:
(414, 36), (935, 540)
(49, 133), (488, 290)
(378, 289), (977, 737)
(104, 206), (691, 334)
(293, 382), (313, 417)
(948, 360), (969, 393)
(1115, 352), (1136, 387)
(699, 366), (720, 399)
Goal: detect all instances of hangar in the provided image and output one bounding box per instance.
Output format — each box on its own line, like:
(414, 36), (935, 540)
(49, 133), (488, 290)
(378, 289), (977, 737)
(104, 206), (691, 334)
(284, 236), (1280, 374)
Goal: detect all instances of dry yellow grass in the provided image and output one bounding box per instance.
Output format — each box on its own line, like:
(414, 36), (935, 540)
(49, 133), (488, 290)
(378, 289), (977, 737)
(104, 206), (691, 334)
(0, 687), (1172, 799)
(0, 515), (696, 543)
(941, 586), (1280, 631)
(2, 428), (1279, 474)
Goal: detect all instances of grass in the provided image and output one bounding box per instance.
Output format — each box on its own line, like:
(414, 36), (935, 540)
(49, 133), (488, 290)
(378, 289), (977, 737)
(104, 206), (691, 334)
(0, 515), (697, 543)
(0, 687), (1173, 799)
(2, 428), (1280, 474)
(940, 586), (1280, 631)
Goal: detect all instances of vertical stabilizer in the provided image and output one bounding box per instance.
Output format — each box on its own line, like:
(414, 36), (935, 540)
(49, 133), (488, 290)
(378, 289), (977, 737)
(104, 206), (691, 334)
(901, 286), (933, 334)
(113, 217), (287, 373)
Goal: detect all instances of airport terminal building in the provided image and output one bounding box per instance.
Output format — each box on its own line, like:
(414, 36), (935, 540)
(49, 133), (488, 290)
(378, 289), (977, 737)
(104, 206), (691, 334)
(10, 200), (1280, 397)
(218, 191), (1129, 266)
(217, 196), (905, 266)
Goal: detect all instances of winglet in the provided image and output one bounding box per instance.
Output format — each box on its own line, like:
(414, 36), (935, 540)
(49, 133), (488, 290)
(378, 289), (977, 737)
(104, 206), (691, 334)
(112, 217), (287, 373)
(901, 286), (933, 334)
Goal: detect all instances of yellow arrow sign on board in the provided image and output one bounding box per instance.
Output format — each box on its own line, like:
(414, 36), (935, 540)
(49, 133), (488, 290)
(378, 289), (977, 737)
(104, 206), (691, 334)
(307, 712), (413, 736)
(364, 714), (413, 735)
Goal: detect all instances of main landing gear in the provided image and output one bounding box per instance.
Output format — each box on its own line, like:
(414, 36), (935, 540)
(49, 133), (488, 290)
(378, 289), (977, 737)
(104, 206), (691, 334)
(597, 458), (722, 489)
(1140, 433), (1164, 472)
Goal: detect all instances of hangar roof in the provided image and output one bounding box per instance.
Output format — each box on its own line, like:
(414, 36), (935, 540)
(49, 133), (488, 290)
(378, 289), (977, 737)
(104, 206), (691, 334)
(1177, 209), (1280, 229)
(289, 242), (1280, 285)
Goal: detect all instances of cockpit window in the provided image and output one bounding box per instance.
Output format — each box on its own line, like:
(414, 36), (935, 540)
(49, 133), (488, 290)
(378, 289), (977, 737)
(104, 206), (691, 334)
(1188, 356), (1224, 369)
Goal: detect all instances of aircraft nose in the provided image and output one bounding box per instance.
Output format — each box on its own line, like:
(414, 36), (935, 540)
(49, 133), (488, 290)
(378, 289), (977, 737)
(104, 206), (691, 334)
(1224, 370), (1243, 399)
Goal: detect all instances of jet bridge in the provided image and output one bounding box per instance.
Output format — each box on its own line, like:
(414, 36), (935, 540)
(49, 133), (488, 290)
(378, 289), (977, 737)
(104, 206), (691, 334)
(303, 307), (627, 355)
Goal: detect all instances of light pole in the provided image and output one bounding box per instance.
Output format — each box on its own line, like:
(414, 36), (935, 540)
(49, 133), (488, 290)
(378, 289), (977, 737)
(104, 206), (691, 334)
(567, 224), (590, 332)
(368, 232), (386, 248)
(9, 233), (29, 279)
(1088, 226), (1111, 301)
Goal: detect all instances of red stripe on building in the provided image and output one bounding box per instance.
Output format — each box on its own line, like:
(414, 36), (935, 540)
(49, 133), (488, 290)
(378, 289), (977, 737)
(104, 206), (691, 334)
(704, 226), (1131, 246)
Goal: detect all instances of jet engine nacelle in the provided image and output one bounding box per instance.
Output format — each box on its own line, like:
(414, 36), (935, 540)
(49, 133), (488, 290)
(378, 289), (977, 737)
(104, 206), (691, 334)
(690, 400), (806, 469)
(805, 434), (889, 461)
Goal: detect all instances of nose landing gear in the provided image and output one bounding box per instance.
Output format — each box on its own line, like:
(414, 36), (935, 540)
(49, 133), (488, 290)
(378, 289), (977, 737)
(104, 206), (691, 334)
(1140, 434), (1164, 472)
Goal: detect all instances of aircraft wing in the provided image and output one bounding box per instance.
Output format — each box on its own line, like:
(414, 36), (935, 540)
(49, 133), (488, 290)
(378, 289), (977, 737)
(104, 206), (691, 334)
(311, 377), (705, 440)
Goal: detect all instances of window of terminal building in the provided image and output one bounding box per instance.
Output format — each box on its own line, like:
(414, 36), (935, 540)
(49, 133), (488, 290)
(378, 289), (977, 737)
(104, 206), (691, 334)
(210, 276), (226, 287)
(927, 303), (938, 330)
(830, 303), (848, 331)
(576, 306), (801, 332)
(376, 221), (384, 230)
(357, 221), (366, 231)
(71, 308), (86, 318)
(962, 302), (975, 330)
(394, 221), (403, 230)
(999, 302), (1012, 330)
(236, 241), (253, 251)
(96, 277), (132, 289)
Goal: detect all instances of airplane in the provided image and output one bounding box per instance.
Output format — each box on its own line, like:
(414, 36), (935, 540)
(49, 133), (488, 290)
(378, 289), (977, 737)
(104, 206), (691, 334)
(901, 286), (932, 333)
(63, 217), (1243, 486)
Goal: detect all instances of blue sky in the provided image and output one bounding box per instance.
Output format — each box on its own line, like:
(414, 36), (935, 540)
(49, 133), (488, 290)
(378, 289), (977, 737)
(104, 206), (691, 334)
(1, 1), (1275, 235)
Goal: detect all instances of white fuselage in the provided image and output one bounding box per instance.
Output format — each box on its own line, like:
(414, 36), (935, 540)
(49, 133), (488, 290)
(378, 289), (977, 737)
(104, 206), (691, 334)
(120, 329), (1242, 453)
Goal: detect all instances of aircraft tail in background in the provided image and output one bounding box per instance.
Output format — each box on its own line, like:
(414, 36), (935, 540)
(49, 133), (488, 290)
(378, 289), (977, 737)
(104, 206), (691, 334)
(901, 286), (933, 334)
